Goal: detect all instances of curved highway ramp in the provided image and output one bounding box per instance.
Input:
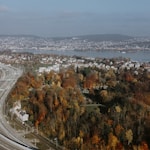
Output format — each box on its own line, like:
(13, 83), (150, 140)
(0, 63), (38, 150)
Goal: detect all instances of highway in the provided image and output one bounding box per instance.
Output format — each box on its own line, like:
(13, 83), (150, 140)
(0, 63), (37, 150)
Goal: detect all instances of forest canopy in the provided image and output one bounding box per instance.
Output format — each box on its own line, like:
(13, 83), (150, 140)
(8, 63), (150, 150)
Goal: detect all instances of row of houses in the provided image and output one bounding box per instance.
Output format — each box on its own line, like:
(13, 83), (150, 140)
(38, 58), (142, 75)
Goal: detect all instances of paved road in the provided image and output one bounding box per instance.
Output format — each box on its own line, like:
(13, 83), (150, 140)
(0, 63), (37, 150)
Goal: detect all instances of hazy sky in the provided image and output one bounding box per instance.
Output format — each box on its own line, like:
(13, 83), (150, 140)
(0, 0), (150, 37)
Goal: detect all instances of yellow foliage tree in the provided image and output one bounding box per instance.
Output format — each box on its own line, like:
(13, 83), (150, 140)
(91, 134), (100, 145)
(58, 124), (65, 141)
(107, 132), (119, 150)
(125, 129), (133, 145)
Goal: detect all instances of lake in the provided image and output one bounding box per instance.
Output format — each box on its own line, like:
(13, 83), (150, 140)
(14, 49), (150, 62)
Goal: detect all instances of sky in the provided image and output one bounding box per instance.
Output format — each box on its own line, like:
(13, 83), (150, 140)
(0, 0), (150, 37)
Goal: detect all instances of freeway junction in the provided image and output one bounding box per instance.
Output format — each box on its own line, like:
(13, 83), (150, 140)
(0, 63), (37, 150)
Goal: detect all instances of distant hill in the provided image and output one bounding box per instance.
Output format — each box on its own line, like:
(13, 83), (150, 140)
(0, 34), (41, 39)
(0, 34), (133, 42)
(52, 34), (133, 42)
(75, 34), (133, 42)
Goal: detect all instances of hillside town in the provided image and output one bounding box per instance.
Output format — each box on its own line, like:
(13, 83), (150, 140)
(0, 51), (150, 75)
(0, 35), (150, 51)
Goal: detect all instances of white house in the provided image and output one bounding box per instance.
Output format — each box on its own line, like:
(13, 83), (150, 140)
(17, 110), (29, 122)
(10, 101), (29, 123)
